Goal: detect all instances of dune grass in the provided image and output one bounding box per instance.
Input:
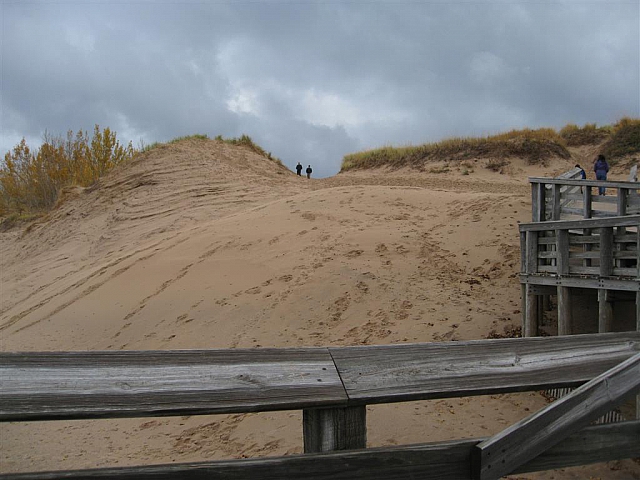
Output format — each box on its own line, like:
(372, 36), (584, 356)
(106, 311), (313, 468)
(215, 134), (283, 166)
(601, 118), (640, 161)
(341, 119), (640, 172)
(341, 128), (570, 172)
(558, 123), (610, 146)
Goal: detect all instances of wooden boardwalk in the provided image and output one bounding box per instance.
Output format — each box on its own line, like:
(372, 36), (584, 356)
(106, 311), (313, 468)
(1, 333), (639, 479)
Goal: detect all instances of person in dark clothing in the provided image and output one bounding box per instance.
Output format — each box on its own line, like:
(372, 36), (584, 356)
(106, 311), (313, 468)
(593, 155), (609, 195)
(296, 162), (303, 176)
(306, 165), (312, 179)
(575, 164), (586, 179)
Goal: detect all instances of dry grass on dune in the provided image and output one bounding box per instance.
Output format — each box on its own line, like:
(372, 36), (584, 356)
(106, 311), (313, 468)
(341, 118), (640, 173)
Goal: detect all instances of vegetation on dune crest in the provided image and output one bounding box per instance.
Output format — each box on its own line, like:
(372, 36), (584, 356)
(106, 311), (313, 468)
(1, 126), (135, 216)
(1, 130), (285, 219)
(341, 128), (570, 172)
(340, 118), (640, 172)
(600, 118), (640, 161)
(143, 133), (283, 166)
(215, 134), (283, 166)
(558, 123), (610, 146)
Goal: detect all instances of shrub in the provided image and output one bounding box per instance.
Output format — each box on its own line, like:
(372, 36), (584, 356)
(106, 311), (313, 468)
(0, 125), (135, 215)
(600, 117), (640, 160)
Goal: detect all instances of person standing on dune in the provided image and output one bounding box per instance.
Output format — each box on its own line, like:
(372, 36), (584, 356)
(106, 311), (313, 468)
(296, 162), (303, 176)
(306, 165), (313, 179)
(593, 155), (609, 195)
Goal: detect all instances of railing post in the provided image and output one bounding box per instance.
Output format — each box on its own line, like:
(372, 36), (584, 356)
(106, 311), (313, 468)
(303, 406), (367, 453)
(526, 231), (539, 274)
(599, 227), (613, 277)
(583, 187), (592, 267)
(598, 289), (613, 333)
(524, 284), (538, 337)
(532, 182), (545, 222)
(552, 184), (561, 220)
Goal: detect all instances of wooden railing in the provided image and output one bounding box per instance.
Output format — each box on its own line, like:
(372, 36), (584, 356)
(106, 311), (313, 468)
(1, 332), (639, 479)
(530, 177), (640, 222)
(519, 215), (640, 281)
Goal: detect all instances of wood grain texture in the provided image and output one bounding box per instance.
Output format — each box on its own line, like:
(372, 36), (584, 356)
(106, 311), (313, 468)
(303, 406), (367, 453)
(329, 333), (639, 405)
(521, 272), (639, 291)
(474, 353), (640, 480)
(2, 421), (637, 480)
(0, 348), (347, 421)
(519, 215), (640, 232)
(530, 177), (640, 189)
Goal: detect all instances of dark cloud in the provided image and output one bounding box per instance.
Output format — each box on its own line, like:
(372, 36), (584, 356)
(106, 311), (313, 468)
(2, 1), (638, 177)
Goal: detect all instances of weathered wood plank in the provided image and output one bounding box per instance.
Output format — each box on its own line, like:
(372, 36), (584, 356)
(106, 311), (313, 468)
(0, 348), (347, 421)
(303, 406), (367, 453)
(521, 273), (639, 291)
(473, 353), (640, 480)
(526, 231), (538, 274)
(561, 207), (617, 218)
(552, 184), (561, 220)
(600, 227), (614, 276)
(2, 422), (638, 480)
(329, 333), (639, 405)
(530, 177), (640, 189)
(556, 230), (569, 274)
(598, 289), (613, 333)
(557, 287), (572, 335)
(525, 285), (538, 337)
(612, 267), (639, 276)
(519, 215), (640, 232)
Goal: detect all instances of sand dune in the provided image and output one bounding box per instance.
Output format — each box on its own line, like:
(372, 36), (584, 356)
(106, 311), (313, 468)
(1, 139), (637, 478)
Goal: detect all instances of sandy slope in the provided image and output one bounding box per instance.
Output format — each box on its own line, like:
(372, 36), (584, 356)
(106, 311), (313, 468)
(1, 139), (637, 478)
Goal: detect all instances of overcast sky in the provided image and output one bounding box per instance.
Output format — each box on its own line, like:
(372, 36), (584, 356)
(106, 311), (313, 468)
(2, 1), (639, 178)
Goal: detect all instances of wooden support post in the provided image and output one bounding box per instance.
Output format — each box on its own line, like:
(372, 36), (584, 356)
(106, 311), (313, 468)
(525, 284), (538, 337)
(556, 230), (569, 275)
(526, 231), (539, 274)
(616, 188), (628, 266)
(583, 186), (592, 218)
(558, 287), (572, 336)
(521, 283), (527, 333)
(617, 188), (628, 216)
(542, 295), (550, 312)
(532, 183), (545, 222)
(583, 187), (592, 267)
(552, 184), (561, 220)
(473, 353), (640, 480)
(599, 227), (613, 277)
(303, 406), (367, 453)
(598, 289), (613, 333)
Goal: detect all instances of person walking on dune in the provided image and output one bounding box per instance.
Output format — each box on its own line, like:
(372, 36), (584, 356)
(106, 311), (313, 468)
(296, 162), (303, 176)
(593, 155), (609, 195)
(306, 165), (313, 179)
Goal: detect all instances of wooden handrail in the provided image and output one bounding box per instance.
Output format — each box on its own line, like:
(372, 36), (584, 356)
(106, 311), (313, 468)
(529, 177), (640, 189)
(519, 215), (640, 232)
(1, 333), (638, 421)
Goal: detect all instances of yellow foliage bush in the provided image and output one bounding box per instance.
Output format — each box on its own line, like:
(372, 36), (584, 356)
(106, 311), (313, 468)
(1, 125), (135, 215)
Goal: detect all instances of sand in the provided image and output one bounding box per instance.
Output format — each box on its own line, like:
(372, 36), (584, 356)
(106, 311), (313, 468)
(1, 139), (638, 478)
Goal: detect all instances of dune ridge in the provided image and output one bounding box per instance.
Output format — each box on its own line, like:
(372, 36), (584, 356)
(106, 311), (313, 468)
(1, 138), (638, 478)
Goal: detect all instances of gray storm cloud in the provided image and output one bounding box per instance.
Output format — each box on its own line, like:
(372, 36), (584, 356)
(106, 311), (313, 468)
(2, 1), (638, 177)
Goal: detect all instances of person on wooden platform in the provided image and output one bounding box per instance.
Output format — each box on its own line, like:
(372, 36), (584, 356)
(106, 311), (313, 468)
(593, 155), (609, 195)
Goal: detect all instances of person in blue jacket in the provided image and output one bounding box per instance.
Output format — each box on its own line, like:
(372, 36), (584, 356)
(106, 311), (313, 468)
(593, 155), (609, 195)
